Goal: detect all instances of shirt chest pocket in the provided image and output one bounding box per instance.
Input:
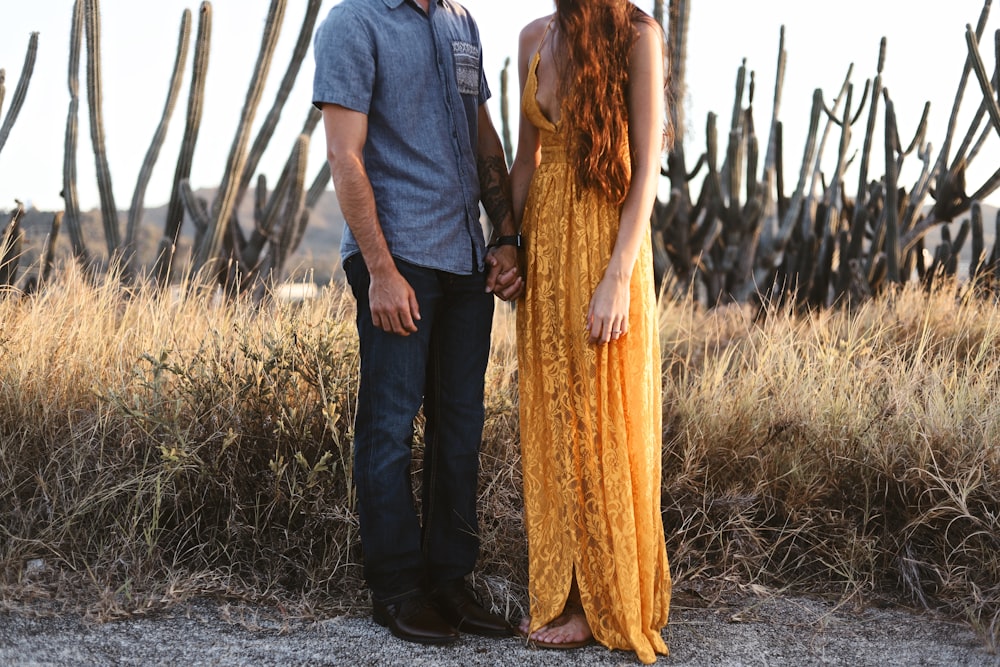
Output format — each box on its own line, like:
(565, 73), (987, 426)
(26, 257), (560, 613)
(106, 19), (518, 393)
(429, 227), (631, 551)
(451, 41), (480, 96)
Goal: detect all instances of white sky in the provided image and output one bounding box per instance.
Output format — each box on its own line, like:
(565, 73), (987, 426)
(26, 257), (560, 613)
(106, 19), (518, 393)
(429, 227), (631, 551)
(0, 0), (997, 213)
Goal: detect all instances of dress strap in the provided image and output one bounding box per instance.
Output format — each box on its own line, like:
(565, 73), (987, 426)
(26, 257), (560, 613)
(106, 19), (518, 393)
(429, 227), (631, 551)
(535, 17), (555, 59)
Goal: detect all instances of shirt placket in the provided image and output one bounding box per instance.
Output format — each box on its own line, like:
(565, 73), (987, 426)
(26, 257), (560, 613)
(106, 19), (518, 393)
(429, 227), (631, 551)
(429, 3), (483, 273)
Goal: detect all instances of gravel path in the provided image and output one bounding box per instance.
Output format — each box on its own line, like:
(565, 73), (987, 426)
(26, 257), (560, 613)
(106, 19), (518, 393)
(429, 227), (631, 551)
(2, 592), (997, 666)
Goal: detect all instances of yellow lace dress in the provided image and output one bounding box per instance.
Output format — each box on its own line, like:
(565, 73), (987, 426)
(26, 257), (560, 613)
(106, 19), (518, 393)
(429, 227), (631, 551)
(516, 48), (672, 665)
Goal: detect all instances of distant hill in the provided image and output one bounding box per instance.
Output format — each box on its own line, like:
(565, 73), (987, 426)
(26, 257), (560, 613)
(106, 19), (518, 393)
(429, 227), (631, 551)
(1, 196), (995, 285)
(2, 188), (346, 285)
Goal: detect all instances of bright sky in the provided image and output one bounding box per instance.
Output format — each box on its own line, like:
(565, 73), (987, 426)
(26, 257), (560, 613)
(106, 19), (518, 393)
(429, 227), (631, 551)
(0, 0), (997, 213)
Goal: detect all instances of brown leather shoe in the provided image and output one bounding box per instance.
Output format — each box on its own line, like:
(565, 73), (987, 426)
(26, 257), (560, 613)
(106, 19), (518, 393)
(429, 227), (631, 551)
(431, 580), (513, 638)
(372, 595), (460, 645)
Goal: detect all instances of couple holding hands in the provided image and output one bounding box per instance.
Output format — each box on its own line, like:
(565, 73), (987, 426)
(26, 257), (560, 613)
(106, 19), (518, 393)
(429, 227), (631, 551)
(313, 0), (671, 663)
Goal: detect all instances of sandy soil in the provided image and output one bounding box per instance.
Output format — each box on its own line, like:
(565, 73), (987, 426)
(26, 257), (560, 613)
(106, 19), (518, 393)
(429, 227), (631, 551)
(2, 589), (997, 666)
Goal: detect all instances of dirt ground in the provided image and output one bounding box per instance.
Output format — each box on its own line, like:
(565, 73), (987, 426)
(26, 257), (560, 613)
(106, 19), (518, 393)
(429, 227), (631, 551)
(2, 588), (997, 666)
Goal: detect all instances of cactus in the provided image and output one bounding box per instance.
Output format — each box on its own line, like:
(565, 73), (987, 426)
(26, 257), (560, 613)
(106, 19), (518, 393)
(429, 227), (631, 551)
(235, 0), (322, 210)
(61, 0), (88, 263)
(83, 0), (120, 255)
(124, 9), (192, 273)
(500, 57), (513, 165)
(155, 2), (211, 286)
(263, 133), (309, 298)
(235, 109), (318, 298)
(191, 0), (288, 276)
(0, 32), (39, 157)
(41, 212), (64, 285)
(643, 0), (1000, 309)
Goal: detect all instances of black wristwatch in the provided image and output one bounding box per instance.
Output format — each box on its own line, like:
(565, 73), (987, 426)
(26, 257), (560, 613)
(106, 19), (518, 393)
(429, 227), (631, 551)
(488, 233), (522, 249)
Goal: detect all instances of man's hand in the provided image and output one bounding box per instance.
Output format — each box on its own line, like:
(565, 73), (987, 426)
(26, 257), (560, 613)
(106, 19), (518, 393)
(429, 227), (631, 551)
(485, 245), (524, 301)
(369, 266), (421, 335)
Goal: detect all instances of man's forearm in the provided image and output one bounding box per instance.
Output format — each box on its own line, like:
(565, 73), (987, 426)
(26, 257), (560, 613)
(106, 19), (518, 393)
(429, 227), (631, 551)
(477, 151), (516, 237)
(330, 154), (394, 275)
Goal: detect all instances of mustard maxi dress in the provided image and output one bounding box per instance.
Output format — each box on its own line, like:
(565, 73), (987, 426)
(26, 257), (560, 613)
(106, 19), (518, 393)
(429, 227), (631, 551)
(516, 47), (672, 665)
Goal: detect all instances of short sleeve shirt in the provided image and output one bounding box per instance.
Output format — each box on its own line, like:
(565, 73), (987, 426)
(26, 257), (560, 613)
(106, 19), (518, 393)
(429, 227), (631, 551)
(312, 0), (491, 274)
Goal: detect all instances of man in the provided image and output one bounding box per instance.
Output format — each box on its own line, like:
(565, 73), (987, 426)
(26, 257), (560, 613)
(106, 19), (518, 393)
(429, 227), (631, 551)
(312, 0), (523, 646)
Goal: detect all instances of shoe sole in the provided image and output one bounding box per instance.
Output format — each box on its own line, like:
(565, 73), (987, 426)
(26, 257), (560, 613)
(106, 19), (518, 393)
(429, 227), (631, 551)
(372, 611), (460, 645)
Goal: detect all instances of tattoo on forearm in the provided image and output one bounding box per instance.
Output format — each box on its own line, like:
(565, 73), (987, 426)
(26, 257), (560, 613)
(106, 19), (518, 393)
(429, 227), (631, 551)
(477, 154), (513, 229)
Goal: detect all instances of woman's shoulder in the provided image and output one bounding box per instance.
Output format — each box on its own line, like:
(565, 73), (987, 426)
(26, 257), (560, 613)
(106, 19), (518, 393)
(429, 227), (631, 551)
(518, 14), (554, 48)
(632, 12), (663, 40)
(630, 13), (664, 60)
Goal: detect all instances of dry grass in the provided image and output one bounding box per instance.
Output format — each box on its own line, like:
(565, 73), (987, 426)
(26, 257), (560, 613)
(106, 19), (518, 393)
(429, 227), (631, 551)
(0, 268), (998, 647)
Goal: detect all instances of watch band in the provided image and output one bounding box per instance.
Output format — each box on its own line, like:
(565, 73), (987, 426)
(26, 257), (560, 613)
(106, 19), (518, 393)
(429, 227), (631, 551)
(488, 233), (522, 249)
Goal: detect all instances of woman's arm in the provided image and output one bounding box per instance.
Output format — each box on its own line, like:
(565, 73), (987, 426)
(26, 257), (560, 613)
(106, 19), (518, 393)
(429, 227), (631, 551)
(509, 20), (545, 229)
(587, 19), (665, 344)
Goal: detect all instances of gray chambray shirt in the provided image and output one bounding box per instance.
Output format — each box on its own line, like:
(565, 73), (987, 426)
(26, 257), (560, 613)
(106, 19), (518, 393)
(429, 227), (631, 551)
(312, 0), (492, 275)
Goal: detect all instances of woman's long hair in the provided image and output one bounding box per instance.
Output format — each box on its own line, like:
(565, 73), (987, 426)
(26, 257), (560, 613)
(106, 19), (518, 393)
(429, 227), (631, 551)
(553, 0), (669, 204)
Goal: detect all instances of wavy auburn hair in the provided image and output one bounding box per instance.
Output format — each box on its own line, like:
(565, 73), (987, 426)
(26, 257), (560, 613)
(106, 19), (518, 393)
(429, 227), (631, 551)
(554, 0), (668, 204)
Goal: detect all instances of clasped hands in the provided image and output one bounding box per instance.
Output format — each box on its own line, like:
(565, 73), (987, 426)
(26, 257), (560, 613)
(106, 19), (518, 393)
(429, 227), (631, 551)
(367, 246), (523, 337)
(485, 245), (524, 301)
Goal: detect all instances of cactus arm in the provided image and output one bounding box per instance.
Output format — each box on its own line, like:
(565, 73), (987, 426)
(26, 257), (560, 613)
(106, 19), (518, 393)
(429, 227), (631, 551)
(935, 2), (992, 180)
(965, 24), (1000, 140)
(155, 2), (211, 286)
(83, 0), (120, 255)
(124, 9), (192, 269)
(62, 0), (88, 262)
(179, 178), (211, 239)
(193, 0), (288, 274)
(883, 92), (901, 284)
(500, 57), (513, 166)
(270, 134), (309, 283)
(0, 32), (38, 156)
(236, 0), (321, 208)
(41, 211), (63, 285)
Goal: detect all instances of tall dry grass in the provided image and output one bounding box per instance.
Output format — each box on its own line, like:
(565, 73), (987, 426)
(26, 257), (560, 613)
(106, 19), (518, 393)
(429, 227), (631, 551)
(0, 268), (997, 645)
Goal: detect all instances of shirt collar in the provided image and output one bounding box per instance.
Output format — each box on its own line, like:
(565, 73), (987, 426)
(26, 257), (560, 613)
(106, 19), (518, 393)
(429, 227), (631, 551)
(381, 0), (445, 9)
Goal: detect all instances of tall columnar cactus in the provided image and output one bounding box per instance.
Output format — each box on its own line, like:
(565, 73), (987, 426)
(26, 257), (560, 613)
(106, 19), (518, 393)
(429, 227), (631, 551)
(62, 0), (88, 263)
(0, 32), (39, 158)
(500, 57), (513, 166)
(83, 0), (120, 256)
(231, 109), (320, 298)
(41, 212), (64, 285)
(154, 2), (211, 286)
(235, 0), (322, 210)
(647, 0), (1000, 309)
(124, 9), (192, 273)
(191, 0), (288, 277)
(258, 133), (309, 301)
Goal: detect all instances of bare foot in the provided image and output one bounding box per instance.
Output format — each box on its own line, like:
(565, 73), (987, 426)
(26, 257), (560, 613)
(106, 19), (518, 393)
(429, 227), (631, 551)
(518, 616), (532, 636)
(528, 607), (592, 646)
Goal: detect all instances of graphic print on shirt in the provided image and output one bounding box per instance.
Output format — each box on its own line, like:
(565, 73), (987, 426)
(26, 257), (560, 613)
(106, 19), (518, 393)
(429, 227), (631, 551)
(451, 41), (481, 96)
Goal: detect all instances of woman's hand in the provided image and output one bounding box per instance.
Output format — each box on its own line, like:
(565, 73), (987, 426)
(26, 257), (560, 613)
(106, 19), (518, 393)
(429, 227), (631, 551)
(586, 272), (630, 345)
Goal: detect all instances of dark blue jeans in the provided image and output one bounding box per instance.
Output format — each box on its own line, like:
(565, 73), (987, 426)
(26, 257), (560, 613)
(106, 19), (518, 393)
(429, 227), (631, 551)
(343, 254), (494, 604)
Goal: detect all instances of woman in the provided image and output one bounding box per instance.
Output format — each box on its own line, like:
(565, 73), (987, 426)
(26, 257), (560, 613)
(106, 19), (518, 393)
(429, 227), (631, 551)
(509, 0), (671, 663)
